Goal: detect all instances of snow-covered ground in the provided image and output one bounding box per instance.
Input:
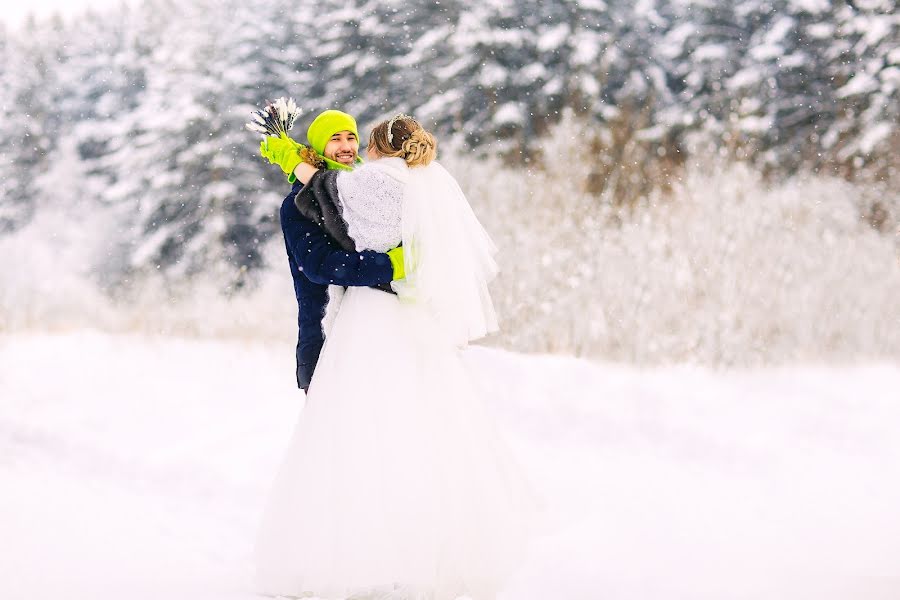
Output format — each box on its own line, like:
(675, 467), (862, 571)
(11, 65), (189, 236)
(2, 331), (899, 600)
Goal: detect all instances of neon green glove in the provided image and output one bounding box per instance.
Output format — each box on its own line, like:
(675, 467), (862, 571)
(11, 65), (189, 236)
(387, 246), (405, 280)
(259, 133), (304, 179)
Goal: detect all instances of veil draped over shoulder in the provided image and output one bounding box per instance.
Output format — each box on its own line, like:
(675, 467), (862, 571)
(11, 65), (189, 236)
(391, 161), (499, 347)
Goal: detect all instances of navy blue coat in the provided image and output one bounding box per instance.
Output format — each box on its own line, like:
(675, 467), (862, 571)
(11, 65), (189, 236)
(280, 181), (394, 391)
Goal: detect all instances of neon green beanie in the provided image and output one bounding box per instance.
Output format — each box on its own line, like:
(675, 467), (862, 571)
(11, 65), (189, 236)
(307, 110), (360, 155)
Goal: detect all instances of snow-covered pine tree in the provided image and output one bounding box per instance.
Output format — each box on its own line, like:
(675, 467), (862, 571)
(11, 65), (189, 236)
(0, 17), (60, 233)
(51, 5), (147, 200)
(729, 0), (837, 174)
(0, 0), (895, 291)
(658, 0), (747, 153)
(293, 0), (444, 130)
(101, 0), (270, 284)
(827, 0), (899, 179)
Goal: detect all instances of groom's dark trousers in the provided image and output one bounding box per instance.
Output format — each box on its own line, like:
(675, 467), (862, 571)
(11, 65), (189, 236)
(280, 181), (394, 392)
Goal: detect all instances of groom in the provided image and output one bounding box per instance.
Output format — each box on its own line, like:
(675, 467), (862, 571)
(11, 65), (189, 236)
(261, 110), (404, 393)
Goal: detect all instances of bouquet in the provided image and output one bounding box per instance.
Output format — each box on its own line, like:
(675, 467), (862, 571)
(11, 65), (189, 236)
(246, 97), (327, 170)
(245, 97), (301, 138)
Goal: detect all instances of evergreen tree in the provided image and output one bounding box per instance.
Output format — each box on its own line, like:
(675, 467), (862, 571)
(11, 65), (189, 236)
(828, 0), (899, 176)
(0, 17), (59, 232)
(0, 0), (895, 284)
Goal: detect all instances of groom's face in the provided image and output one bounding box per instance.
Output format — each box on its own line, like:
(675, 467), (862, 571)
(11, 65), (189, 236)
(324, 130), (359, 166)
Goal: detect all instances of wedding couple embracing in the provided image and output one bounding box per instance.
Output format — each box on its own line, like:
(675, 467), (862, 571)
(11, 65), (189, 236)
(254, 110), (542, 600)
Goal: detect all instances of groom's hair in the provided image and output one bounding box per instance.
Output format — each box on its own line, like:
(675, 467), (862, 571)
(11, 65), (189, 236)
(369, 116), (437, 168)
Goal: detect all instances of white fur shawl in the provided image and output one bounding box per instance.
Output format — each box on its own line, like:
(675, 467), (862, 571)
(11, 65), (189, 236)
(334, 157), (407, 253)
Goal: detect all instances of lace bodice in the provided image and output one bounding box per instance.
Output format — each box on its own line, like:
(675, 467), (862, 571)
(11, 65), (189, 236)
(335, 157), (407, 252)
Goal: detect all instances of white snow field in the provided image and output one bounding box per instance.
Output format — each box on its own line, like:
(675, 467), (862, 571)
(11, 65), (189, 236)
(2, 331), (899, 600)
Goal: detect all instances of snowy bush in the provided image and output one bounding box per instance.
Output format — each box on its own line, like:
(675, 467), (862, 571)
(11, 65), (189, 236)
(2, 141), (898, 366)
(450, 121), (900, 365)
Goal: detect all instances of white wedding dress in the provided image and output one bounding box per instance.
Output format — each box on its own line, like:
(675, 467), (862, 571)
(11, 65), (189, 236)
(254, 158), (541, 600)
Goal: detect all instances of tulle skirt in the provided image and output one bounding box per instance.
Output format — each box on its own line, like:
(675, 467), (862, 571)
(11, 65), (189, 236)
(254, 287), (540, 600)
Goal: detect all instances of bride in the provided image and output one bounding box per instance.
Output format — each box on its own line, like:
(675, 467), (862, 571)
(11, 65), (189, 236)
(254, 115), (541, 600)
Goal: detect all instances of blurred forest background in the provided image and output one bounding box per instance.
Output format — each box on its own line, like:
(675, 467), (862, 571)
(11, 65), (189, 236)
(0, 0), (897, 364)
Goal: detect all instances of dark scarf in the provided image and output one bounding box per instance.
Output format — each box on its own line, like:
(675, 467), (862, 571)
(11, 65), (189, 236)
(294, 169), (394, 294)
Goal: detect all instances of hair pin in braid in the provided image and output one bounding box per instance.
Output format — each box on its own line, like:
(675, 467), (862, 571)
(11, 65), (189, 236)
(386, 113), (416, 145)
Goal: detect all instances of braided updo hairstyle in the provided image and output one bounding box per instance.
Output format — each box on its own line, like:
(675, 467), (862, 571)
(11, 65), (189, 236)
(368, 115), (437, 167)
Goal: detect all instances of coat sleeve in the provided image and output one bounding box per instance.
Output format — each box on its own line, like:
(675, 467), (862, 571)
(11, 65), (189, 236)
(294, 277), (327, 392)
(280, 191), (395, 287)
